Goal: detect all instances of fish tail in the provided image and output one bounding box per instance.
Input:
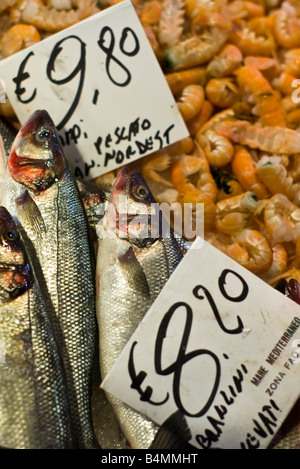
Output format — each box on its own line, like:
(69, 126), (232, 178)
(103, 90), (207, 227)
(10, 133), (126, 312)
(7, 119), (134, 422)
(150, 410), (192, 449)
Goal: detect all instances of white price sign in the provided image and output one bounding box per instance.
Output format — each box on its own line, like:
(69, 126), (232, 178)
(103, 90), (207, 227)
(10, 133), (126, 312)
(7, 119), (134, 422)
(101, 238), (300, 449)
(0, 0), (188, 180)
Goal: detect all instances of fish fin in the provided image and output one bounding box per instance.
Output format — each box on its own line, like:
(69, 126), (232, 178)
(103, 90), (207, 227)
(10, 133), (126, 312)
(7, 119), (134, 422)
(117, 245), (150, 297)
(150, 410), (192, 449)
(15, 190), (46, 239)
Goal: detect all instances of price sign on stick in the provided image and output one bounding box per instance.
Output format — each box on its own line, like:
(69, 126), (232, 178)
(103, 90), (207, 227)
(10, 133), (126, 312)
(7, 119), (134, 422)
(0, 0), (188, 180)
(101, 238), (300, 450)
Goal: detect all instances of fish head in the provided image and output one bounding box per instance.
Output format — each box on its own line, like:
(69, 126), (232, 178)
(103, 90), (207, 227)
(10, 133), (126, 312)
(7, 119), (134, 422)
(106, 167), (166, 247)
(8, 110), (65, 192)
(0, 207), (33, 301)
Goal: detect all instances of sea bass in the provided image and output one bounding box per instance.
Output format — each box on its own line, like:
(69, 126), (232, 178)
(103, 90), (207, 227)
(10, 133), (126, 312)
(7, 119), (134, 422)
(0, 206), (75, 449)
(96, 167), (187, 449)
(3, 110), (99, 449)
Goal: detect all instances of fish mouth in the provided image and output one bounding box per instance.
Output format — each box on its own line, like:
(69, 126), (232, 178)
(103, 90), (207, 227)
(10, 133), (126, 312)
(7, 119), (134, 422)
(0, 262), (33, 300)
(14, 157), (54, 168)
(0, 262), (22, 272)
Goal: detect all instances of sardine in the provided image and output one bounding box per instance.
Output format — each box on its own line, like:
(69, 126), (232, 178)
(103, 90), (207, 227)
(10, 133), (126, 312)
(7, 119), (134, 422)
(2, 110), (99, 449)
(0, 206), (75, 449)
(96, 167), (186, 449)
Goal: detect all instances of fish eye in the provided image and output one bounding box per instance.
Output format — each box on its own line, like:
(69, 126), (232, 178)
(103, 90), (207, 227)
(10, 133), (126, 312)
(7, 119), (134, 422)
(34, 126), (51, 144)
(133, 185), (148, 200)
(3, 230), (19, 243)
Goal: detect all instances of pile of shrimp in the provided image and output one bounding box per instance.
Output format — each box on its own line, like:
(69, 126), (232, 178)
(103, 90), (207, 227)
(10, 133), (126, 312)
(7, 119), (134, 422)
(2, 0), (300, 287)
(129, 0), (300, 286)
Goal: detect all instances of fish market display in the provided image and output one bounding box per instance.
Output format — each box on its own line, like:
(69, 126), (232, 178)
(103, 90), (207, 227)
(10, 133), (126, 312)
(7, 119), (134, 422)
(1, 110), (99, 449)
(0, 0), (300, 450)
(96, 167), (186, 449)
(0, 206), (75, 449)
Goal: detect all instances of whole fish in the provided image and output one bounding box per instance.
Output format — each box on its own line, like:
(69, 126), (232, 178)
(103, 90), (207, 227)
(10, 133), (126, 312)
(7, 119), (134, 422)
(96, 167), (187, 449)
(0, 206), (75, 449)
(2, 110), (99, 449)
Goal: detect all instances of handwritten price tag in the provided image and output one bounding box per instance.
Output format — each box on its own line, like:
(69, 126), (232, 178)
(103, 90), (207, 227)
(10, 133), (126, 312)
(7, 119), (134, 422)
(0, 0), (188, 180)
(101, 238), (300, 449)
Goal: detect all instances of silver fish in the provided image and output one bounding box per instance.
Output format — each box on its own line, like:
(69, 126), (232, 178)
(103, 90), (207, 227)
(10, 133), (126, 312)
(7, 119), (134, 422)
(2, 110), (99, 449)
(0, 206), (75, 449)
(96, 167), (186, 449)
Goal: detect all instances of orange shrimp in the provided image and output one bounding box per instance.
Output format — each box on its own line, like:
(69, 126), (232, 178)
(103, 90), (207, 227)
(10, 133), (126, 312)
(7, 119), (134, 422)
(0, 0), (18, 14)
(206, 228), (272, 275)
(286, 154), (300, 182)
(205, 78), (239, 108)
(255, 155), (300, 203)
(227, 229), (272, 274)
(186, 100), (214, 136)
(207, 44), (243, 78)
(286, 108), (300, 129)
(158, 0), (184, 47)
(280, 95), (299, 114)
(229, 17), (276, 56)
(141, 153), (173, 187)
(259, 243), (288, 282)
(180, 190), (216, 232)
(271, 3), (300, 49)
(177, 84), (205, 121)
(258, 193), (300, 243)
(140, 136), (194, 186)
(295, 236), (300, 266)
(216, 120), (300, 154)
(171, 143), (217, 201)
(231, 145), (269, 199)
(165, 137), (195, 155)
(227, 0), (265, 20)
(268, 268), (300, 287)
(138, 0), (163, 26)
(281, 48), (300, 77)
(21, 0), (96, 32)
(213, 169), (244, 201)
(199, 108), (235, 133)
(197, 129), (234, 168)
(163, 27), (228, 71)
(165, 67), (208, 96)
(243, 56), (280, 80)
(143, 26), (160, 55)
(235, 65), (286, 127)
(215, 191), (260, 235)
(0, 23), (40, 57)
(272, 72), (298, 95)
(185, 0), (232, 29)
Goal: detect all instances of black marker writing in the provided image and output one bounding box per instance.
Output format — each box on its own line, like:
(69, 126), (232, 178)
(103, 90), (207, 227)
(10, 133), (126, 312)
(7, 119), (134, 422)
(13, 51), (36, 103)
(98, 26), (139, 87)
(155, 302), (221, 418)
(46, 35), (86, 130)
